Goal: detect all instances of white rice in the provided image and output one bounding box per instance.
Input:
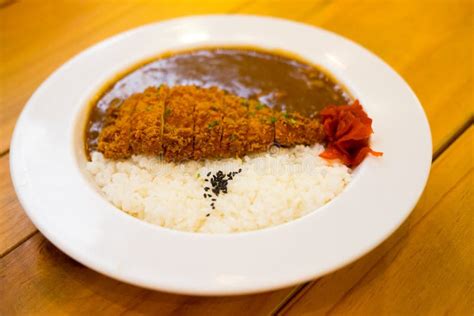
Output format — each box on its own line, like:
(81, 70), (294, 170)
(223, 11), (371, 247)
(86, 145), (351, 233)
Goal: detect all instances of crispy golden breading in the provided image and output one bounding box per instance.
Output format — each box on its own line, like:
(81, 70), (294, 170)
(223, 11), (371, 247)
(163, 86), (195, 161)
(192, 87), (226, 160)
(97, 85), (325, 161)
(129, 86), (168, 155)
(220, 95), (248, 158)
(97, 94), (139, 159)
(246, 100), (275, 153)
(275, 112), (316, 146)
(304, 116), (324, 144)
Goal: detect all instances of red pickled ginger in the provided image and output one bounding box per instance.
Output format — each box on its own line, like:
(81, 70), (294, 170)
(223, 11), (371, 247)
(319, 100), (382, 167)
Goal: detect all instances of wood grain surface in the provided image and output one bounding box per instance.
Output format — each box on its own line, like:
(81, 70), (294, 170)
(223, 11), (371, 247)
(0, 0), (472, 315)
(280, 127), (474, 315)
(0, 155), (35, 256)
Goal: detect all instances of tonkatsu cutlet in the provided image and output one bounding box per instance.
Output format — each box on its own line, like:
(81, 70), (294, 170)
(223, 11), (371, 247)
(162, 86), (195, 161)
(97, 85), (325, 161)
(97, 94), (140, 159)
(130, 86), (168, 155)
(220, 94), (248, 158)
(246, 100), (275, 153)
(275, 112), (324, 146)
(192, 87), (226, 160)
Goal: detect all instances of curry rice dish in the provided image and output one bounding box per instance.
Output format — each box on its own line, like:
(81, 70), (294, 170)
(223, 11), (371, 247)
(85, 47), (381, 233)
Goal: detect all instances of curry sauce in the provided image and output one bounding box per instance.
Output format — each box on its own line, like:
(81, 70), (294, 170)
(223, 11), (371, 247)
(85, 47), (351, 156)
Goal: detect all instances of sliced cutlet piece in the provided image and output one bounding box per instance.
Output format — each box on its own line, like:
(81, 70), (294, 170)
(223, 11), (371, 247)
(246, 100), (275, 154)
(98, 94), (139, 159)
(220, 94), (248, 158)
(193, 87), (225, 160)
(305, 115), (325, 145)
(162, 86), (195, 162)
(129, 85), (168, 156)
(275, 111), (316, 146)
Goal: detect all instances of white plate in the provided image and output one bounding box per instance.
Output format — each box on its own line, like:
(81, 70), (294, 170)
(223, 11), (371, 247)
(10, 15), (431, 295)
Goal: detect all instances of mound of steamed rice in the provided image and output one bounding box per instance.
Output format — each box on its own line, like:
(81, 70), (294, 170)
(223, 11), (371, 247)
(86, 145), (351, 233)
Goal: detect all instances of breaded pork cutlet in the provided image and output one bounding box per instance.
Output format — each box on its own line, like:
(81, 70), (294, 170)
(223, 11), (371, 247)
(246, 100), (275, 153)
(98, 94), (139, 159)
(304, 115), (324, 145)
(193, 87), (226, 160)
(97, 85), (326, 161)
(162, 86), (195, 161)
(129, 86), (168, 155)
(275, 111), (322, 146)
(275, 112), (309, 147)
(220, 94), (248, 158)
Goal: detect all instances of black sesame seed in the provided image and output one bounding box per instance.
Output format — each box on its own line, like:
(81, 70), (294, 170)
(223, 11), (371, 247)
(203, 193), (207, 198)
(206, 213), (210, 217)
(204, 168), (241, 198)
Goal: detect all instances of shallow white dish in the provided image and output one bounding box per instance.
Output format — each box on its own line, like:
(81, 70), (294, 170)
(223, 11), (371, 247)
(10, 15), (431, 295)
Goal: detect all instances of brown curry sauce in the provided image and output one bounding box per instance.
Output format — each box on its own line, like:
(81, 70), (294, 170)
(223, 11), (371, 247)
(85, 47), (351, 156)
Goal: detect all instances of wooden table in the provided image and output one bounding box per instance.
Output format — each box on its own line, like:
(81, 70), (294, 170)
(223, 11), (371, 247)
(1, 1), (472, 314)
